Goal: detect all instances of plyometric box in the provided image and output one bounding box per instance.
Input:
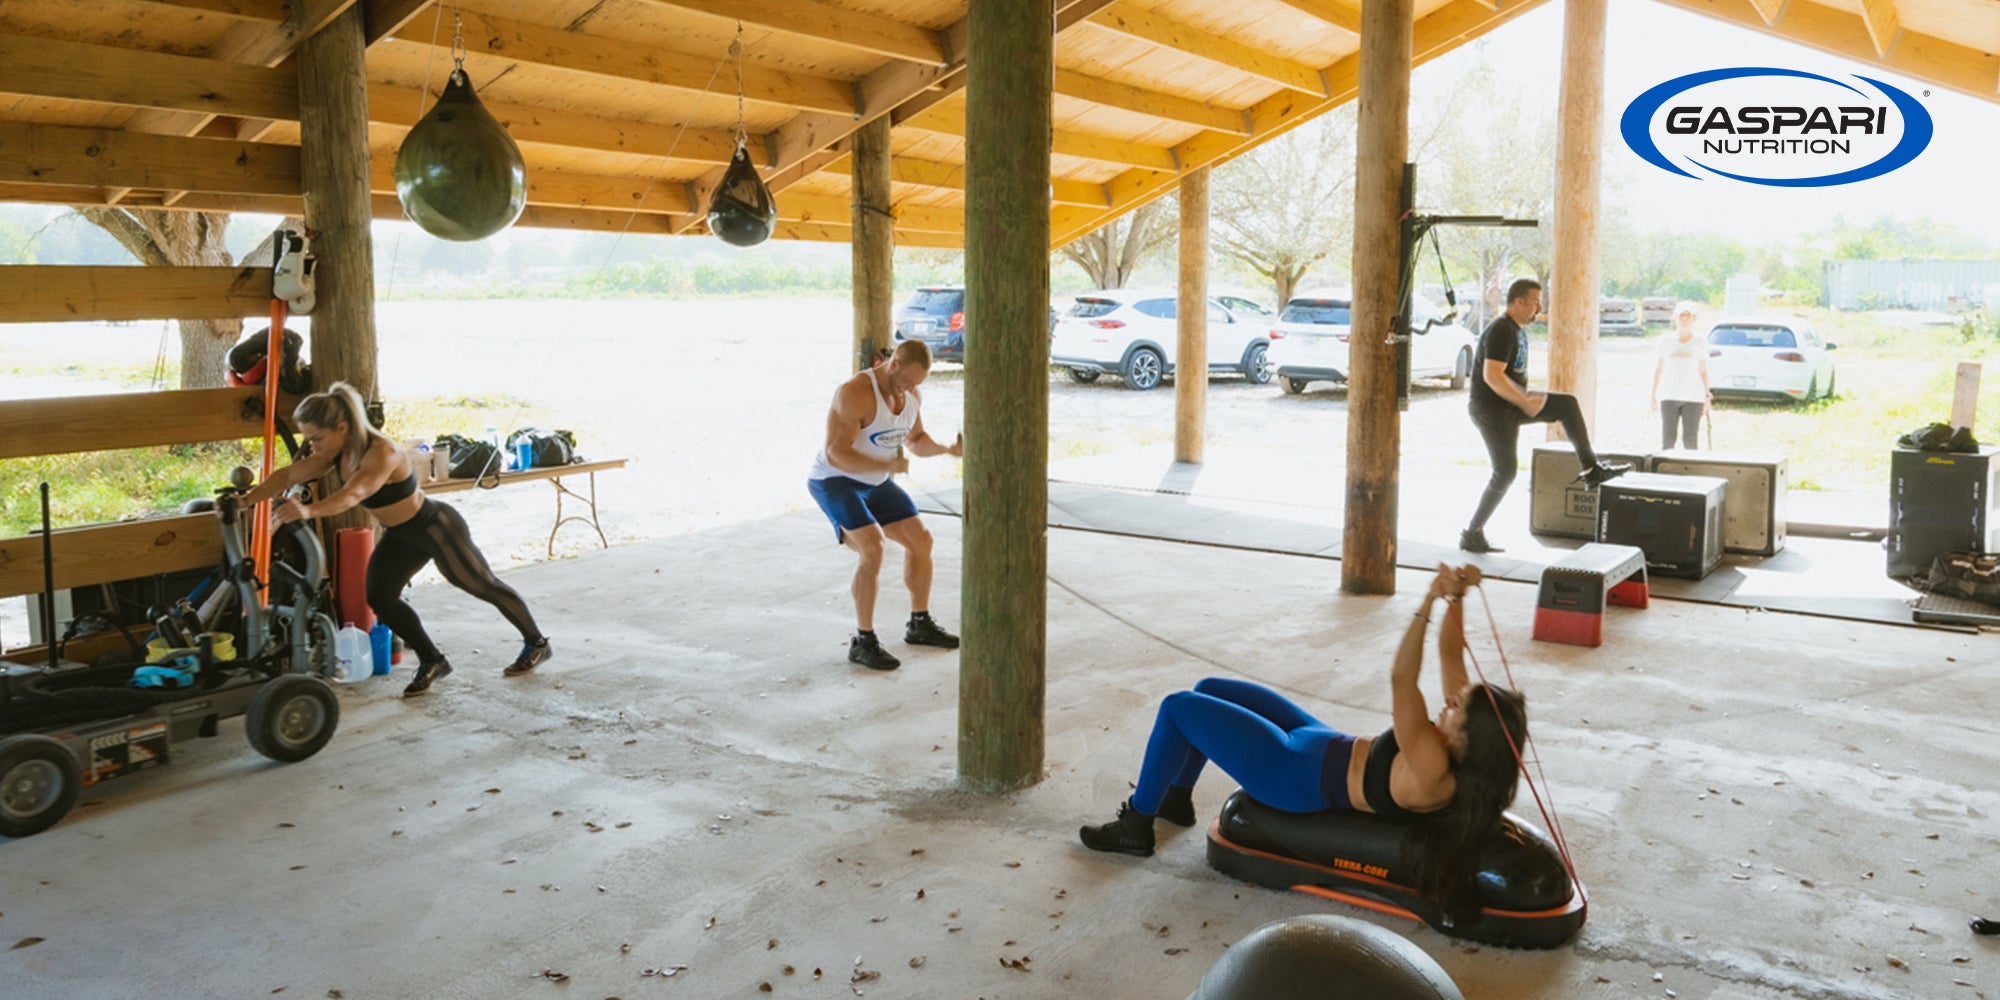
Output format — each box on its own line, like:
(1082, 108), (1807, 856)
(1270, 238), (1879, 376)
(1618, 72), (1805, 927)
(1597, 472), (1727, 580)
(1529, 444), (1654, 540)
(1888, 446), (1999, 579)
(1651, 451), (1788, 556)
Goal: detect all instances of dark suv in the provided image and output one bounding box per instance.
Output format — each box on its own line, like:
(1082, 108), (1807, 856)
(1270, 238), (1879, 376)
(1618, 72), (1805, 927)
(894, 285), (966, 362)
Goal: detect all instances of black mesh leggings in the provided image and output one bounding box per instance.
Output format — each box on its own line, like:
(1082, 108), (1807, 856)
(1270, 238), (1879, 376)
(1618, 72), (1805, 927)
(1467, 393), (1602, 532)
(367, 499), (542, 666)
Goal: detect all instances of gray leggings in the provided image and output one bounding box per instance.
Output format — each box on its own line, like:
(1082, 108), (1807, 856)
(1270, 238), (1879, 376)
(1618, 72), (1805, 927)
(1661, 400), (1703, 449)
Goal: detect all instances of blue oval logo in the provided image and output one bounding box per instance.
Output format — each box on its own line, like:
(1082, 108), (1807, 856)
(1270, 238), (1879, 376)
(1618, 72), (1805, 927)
(1620, 67), (1932, 187)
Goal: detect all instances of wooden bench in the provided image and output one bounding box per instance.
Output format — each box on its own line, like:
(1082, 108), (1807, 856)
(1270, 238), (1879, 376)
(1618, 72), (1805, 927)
(1532, 543), (1648, 648)
(422, 458), (627, 558)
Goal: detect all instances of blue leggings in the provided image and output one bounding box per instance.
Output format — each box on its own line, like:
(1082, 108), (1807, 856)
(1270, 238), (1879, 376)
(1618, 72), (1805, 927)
(1132, 677), (1352, 816)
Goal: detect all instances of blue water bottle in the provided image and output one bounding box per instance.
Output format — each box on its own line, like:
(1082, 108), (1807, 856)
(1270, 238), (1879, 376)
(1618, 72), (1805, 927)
(515, 439), (534, 473)
(370, 623), (393, 676)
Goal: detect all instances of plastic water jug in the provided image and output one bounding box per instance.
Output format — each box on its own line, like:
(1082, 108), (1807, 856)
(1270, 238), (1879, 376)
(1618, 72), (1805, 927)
(335, 622), (371, 682)
(370, 623), (393, 676)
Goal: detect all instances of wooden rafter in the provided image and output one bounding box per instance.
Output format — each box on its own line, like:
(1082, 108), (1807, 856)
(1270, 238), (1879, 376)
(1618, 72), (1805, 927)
(1652, 0), (1996, 101)
(821, 156), (1111, 207)
(364, 0), (436, 46)
(126, 0), (292, 24)
(1859, 0), (1900, 57)
(1746, 0), (1788, 26)
(1050, 0), (1545, 247)
(1268, 0), (1362, 35)
(0, 33), (299, 121)
(899, 105), (1182, 170)
(1053, 68), (1252, 134)
(633, 0), (946, 65)
(778, 192), (960, 233)
(394, 9), (857, 115)
(0, 121), (300, 196)
(1087, 1), (1328, 96)
(366, 83), (745, 166)
(0, 266), (272, 325)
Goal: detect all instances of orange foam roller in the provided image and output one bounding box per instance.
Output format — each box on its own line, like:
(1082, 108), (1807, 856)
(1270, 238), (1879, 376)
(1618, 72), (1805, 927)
(335, 527), (376, 631)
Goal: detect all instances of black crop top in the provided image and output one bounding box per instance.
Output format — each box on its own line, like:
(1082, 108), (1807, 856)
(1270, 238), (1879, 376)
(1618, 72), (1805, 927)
(1361, 728), (1435, 822)
(357, 468), (418, 509)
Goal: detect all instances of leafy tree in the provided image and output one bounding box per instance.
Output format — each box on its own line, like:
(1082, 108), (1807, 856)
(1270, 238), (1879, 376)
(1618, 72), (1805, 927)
(1057, 198), (1177, 290)
(1210, 110), (1358, 307)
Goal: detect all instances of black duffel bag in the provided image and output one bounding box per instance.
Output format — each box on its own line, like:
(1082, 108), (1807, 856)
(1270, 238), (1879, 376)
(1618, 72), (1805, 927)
(436, 433), (501, 482)
(507, 428), (578, 468)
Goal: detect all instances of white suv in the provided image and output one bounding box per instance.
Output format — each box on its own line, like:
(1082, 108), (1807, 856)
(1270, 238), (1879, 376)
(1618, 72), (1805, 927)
(1050, 289), (1273, 390)
(1265, 290), (1474, 394)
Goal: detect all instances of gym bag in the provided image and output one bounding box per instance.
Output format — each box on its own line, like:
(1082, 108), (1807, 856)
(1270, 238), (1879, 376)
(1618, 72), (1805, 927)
(506, 428), (577, 468)
(435, 433), (501, 482)
(1922, 551), (2000, 605)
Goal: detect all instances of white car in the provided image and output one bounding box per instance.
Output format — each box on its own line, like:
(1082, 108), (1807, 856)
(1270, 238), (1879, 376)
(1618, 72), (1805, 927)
(1050, 289), (1273, 390)
(1265, 290), (1475, 395)
(1705, 317), (1838, 402)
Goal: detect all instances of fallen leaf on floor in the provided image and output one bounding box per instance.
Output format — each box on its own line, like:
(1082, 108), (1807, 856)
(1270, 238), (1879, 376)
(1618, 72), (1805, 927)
(484, 788), (501, 795)
(1886, 955), (1907, 970)
(277, 822), (295, 829)
(782, 965), (795, 975)
(915, 889), (925, 900)
(596, 886), (607, 893)
(909, 848), (925, 856)
(948, 911), (959, 919)
(620, 944), (631, 955)
(503, 889), (516, 894)
(289, 866), (306, 872)
(391, 830), (404, 837)
(502, 859), (518, 866)
(1164, 948), (1186, 956)
(852, 970), (880, 983)
(870, 917), (886, 924)
(540, 884), (559, 892)
(758, 984), (772, 993)
(1926, 833), (1940, 840)
(531, 969), (569, 982)
(815, 880), (827, 887)
(704, 917), (717, 930)
(615, 822), (632, 829)
(766, 938), (779, 951)
(813, 968), (824, 979)
(584, 821), (603, 833)
(908, 957), (925, 969)
(999, 955), (1032, 972)
(1003, 861), (1021, 869)
(1054, 889), (1067, 899)
(327, 991), (343, 998)
(466, 806), (480, 813)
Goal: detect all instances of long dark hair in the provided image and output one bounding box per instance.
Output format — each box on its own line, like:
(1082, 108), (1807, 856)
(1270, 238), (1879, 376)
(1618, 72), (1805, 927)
(1401, 683), (1528, 928)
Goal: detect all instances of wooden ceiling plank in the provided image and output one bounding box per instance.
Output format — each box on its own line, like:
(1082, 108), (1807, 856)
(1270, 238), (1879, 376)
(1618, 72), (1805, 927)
(900, 105), (1183, 170)
(1053, 68), (1251, 134)
(1268, 0), (1362, 35)
(634, 0), (945, 65)
(1746, 0), (1788, 26)
(366, 83), (745, 165)
(1653, 0), (1995, 100)
(0, 121), (301, 197)
(396, 10), (857, 115)
(820, 155), (1109, 207)
(778, 191), (960, 232)
(0, 33), (300, 121)
(126, 0), (292, 24)
(1051, 0), (1544, 247)
(365, 0), (435, 47)
(1859, 0), (1899, 57)
(1087, 1), (1327, 96)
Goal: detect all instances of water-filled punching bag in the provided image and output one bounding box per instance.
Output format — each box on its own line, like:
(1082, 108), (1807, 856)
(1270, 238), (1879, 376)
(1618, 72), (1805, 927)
(394, 70), (527, 242)
(707, 144), (776, 247)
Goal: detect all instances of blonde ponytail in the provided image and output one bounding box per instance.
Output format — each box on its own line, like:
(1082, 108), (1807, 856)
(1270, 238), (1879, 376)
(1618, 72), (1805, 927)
(293, 382), (393, 470)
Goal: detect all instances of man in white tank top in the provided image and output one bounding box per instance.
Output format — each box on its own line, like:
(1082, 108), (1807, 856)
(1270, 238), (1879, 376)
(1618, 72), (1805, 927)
(807, 340), (964, 670)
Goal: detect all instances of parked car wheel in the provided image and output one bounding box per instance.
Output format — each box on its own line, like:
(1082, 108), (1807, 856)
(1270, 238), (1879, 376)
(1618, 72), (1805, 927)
(1450, 347), (1471, 390)
(0, 734), (80, 839)
(1067, 367), (1100, 384)
(1825, 370), (1836, 398)
(1280, 374), (1310, 395)
(1242, 343), (1271, 384)
(1121, 347), (1164, 390)
(1805, 374), (1819, 402)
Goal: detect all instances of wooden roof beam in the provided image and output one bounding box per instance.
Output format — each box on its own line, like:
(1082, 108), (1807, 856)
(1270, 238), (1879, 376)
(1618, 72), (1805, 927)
(1269, 0), (1362, 35)
(396, 9), (857, 115)
(897, 106), (1182, 170)
(366, 83), (746, 166)
(1087, 1), (1328, 96)
(1747, 0), (1789, 26)
(0, 121), (300, 197)
(0, 33), (300, 121)
(778, 192), (961, 233)
(821, 155), (1111, 207)
(126, 0), (292, 25)
(1053, 68), (1252, 134)
(633, 0), (946, 65)
(365, 0), (435, 47)
(1859, 0), (1899, 57)
(1651, 0), (1996, 100)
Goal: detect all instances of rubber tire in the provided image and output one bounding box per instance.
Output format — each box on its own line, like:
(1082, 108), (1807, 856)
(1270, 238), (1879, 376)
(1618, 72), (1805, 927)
(1450, 347), (1471, 390)
(245, 675), (340, 763)
(1241, 343), (1272, 384)
(1067, 367), (1101, 384)
(1122, 347), (1165, 391)
(1825, 369), (1836, 398)
(1280, 374), (1309, 395)
(0, 734), (81, 839)
(1803, 375), (1818, 403)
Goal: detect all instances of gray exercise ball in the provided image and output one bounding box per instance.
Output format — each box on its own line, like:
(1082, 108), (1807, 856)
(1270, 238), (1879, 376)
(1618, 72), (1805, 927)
(1188, 915), (1464, 1000)
(394, 69), (527, 242)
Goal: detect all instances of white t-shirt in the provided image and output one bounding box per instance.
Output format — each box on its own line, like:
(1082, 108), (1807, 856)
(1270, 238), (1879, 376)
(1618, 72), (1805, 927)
(1655, 331), (1707, 403)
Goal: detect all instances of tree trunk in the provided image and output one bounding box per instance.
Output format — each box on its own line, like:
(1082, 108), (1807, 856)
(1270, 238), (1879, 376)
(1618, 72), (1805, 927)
(74, 206), (243, 389)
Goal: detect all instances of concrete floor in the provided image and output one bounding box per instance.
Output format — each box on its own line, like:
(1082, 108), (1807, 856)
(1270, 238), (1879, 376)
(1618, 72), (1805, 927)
(3, 510), (1996, 1000)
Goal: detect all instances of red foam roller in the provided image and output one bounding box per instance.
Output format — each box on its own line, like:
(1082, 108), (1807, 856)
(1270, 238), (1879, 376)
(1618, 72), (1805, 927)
(336, 527), (375, 631)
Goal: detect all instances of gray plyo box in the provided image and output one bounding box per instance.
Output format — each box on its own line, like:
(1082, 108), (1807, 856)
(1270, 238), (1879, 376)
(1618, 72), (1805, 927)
(1529, 444), (1654, 539)
(1652, 451), (1788, 556)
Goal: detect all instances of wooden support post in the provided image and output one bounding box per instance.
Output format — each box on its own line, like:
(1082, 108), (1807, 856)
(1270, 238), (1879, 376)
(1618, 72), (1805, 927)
(296, 4), (378, 402)
(1341, 0), (1412, 596)
(1952, 361), (1981, 432)
(1175, 167), (1210, 465)
(851, 115), (895, 372)
(959, 0), (1052, 795)
(1547, 0), (1607, 442)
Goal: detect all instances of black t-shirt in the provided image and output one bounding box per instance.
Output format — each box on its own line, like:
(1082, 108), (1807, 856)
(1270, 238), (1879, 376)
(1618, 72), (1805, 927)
(1469, 314), (1529, 411)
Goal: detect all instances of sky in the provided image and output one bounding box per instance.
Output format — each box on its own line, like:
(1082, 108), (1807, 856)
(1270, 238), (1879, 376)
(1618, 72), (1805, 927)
(1450, 0), (2000, 240)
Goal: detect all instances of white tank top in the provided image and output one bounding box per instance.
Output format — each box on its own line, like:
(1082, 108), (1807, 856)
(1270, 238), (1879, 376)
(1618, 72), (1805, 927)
(808, 368), (918, 486)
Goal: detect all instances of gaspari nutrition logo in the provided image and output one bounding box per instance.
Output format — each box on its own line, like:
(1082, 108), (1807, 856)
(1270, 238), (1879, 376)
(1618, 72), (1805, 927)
(1620, 67), (1933, 187)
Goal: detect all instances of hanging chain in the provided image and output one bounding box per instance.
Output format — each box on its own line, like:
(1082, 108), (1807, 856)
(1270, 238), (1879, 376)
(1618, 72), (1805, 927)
(450, 7), (467, 83)
(732, 21), (748, 151)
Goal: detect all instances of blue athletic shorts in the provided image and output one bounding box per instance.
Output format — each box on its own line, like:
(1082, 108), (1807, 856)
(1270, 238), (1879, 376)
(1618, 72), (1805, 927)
(807, 476), (918, 543)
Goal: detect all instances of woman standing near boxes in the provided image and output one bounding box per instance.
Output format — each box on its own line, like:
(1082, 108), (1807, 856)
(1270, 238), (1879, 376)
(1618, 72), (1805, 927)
(1652, 302), (1712, 450)
(236, 382), (551, 697)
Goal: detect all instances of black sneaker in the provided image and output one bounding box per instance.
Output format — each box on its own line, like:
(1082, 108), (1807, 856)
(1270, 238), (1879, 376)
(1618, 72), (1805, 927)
(904, 616), (959, 649)
(1460, 528), (1504, 554)
(1078, 799), (1156, 857)
(504, 638), (551, 677)
(1157, 785), (1197, 828)
(403, 658), (452, 697)
(1578, 461), (1632, 487)
(848, 633), (901, 671)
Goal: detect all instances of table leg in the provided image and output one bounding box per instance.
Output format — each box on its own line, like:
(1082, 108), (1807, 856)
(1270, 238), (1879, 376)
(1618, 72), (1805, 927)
(547, 471), (610, 557)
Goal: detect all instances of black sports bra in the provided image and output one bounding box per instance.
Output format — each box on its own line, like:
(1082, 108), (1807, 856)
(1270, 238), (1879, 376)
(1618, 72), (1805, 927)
(357, 466), (418, 510)
(1361, 728), (1436, 822)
